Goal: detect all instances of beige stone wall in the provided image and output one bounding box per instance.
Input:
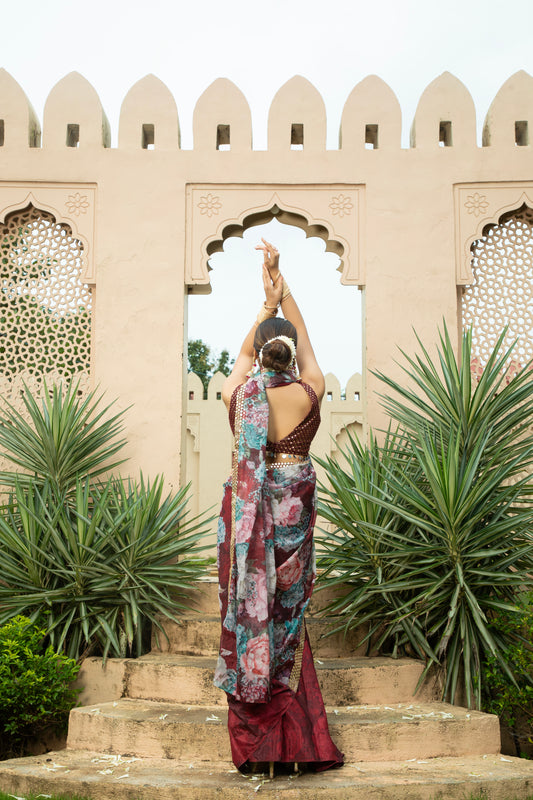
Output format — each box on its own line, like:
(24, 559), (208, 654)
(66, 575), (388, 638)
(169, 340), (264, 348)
(0, 67), (532, 519)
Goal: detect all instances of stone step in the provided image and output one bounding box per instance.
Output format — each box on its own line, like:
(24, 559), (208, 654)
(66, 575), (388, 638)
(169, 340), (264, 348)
(187, 578), (350, 617)
(67, 699), (500, 763)
(76, 654), (441, 709)
(77, 653), (439, 708)
(151, 614), (374, 658)
(3, 751), (533, 800)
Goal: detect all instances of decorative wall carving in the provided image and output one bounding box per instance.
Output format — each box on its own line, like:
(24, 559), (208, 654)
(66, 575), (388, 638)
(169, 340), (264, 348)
(0, 183), (96, 282)
(455, 182), (533, 284)
(185, 184), (365, 290)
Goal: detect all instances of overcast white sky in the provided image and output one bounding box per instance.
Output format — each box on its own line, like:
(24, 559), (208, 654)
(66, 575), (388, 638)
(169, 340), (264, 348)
(3, 0), (533, 386)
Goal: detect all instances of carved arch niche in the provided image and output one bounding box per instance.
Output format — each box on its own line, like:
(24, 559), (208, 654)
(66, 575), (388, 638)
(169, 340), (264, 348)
(455, 182), (533, 366)
(0, 182), (96, 282)
(455, 182), (533, 284)
(185, 184), (365, 292)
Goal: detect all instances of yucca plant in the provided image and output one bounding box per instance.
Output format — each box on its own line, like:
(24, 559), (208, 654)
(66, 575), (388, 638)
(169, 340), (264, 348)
(0, 381), (212, 661)
(317, 326), (533, 708)
(0, 475), (210, 661)
(317, 428), (436, 658)
(0, 379), (127, 495)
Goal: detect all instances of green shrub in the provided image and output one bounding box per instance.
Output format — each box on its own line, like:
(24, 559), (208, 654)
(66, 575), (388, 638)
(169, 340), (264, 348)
(0, 381), (212, 662)
(0, 616), (79, 759)
(482, 592), (533, 758)
(0, 476), (211, 661)
(0, 379), (127, 497)
(316, 326), (533, 708)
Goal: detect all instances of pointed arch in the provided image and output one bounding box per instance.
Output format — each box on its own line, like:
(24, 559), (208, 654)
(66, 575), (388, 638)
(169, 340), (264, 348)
(205, 200), (344, 258)
(185, 184), (364, 290)
(0, 190), (94, 282)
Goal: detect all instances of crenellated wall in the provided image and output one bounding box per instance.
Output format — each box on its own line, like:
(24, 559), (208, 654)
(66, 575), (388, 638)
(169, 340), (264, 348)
(0, 67), (532, 504)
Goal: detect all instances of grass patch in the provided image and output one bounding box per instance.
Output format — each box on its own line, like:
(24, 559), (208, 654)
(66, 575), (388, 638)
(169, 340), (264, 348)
(0, 792), (95, 800)
(460, 796), (533, 800)
(1, 786), (533, 800)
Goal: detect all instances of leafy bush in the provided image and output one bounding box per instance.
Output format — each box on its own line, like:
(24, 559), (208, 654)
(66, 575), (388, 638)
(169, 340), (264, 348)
(482, 592), (533, 758)
(316, 326), (533, 708)
(0, 476), (210, 661)
(0, 379), (127, 496)
(0, 381), (211, 661)
(0, 616), (79, 758)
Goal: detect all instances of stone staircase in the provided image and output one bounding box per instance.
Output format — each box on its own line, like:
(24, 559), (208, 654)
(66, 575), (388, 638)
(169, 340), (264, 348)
(2, 578), (533, 799)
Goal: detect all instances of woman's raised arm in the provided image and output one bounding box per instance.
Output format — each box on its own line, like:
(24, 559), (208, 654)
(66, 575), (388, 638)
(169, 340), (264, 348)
(256, 239), (325, 401)
(221, 265), (282, 408)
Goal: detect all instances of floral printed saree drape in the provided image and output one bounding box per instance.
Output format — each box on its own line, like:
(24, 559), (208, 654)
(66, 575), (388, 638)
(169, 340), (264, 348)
(214, 368), (343, 770)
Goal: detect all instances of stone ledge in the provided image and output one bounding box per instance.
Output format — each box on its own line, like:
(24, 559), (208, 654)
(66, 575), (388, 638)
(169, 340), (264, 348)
(150, 614), (374, 658)
(77, 653), (439, 708)
(2, 751), (533, 800)
(66, 699), (500, 762)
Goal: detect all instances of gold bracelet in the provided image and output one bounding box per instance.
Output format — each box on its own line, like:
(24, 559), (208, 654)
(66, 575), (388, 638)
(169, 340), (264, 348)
(256, 302), (278, 325)
(281, 278), (291, 301)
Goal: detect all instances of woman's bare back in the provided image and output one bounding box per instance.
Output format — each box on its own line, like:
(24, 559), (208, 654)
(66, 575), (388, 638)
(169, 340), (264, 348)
(265, 383), (312, 443)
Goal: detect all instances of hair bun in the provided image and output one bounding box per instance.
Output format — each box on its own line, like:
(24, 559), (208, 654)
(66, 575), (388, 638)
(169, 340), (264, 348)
(253, 318), (298, 372)
(261, 339), (292, 372)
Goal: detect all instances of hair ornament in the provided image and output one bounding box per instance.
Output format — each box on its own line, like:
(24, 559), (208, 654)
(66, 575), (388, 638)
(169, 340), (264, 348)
(259, 335), (297, 370)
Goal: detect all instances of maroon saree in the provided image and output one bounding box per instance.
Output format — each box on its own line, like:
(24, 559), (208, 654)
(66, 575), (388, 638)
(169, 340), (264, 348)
(214, 368), (343, 771)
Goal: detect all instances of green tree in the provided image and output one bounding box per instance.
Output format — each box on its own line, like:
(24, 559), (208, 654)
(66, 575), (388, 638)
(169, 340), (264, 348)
(188, 338), (234, 398)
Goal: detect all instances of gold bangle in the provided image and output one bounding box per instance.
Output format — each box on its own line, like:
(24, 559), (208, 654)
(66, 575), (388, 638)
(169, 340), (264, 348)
(256, 302), (278, 324)
(281, 278), (291, 301)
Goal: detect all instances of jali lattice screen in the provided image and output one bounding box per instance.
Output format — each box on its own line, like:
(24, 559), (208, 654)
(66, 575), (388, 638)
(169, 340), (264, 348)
(462, 204), (533, 369)
(0, 204), (92, 390)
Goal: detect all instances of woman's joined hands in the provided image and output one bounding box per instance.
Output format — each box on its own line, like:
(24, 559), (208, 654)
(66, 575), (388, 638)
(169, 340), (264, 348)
(262, 264), (282, 308)
(256, 238), (281, 282)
